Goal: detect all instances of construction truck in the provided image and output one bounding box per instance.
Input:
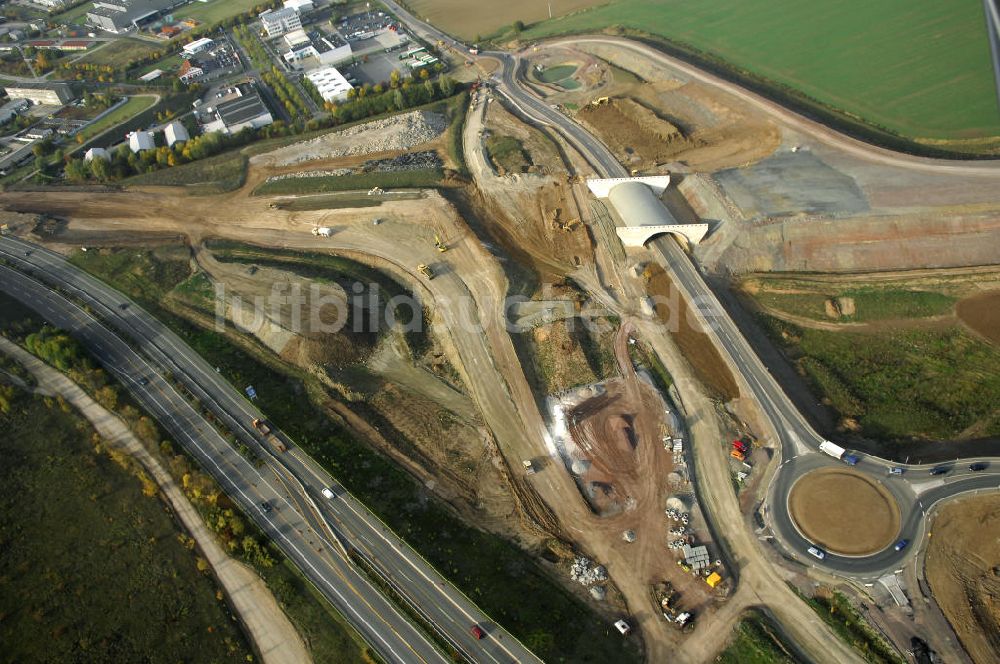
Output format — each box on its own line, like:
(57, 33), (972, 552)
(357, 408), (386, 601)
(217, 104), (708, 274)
(434, 233), (447, 252)
(417, 263), (434, 280)
(252, 418), (287, 452)
(591, 96), (609, 106)
(730, 449), (745, 462)
(312, 226), (333, 238)
(522, 459), (536, 475)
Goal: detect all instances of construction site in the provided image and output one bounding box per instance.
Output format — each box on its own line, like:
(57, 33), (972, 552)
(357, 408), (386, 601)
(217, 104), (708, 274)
(1, 29), (999, 664)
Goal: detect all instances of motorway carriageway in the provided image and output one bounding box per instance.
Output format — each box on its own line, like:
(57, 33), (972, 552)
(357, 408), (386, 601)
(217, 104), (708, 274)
(0, 236), (541, 664)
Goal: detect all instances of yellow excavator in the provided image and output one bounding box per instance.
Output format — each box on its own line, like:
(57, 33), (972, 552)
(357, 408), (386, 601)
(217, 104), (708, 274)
(434, 233), (448, 252)
(417, 264), (434, 280)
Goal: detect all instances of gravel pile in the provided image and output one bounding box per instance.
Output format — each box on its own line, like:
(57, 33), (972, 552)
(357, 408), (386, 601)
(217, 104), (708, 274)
(266, 168), (353, 182)
(361, 151), (442, 173)
(570, 556), (608, 586)
(264, 111), (448, 166)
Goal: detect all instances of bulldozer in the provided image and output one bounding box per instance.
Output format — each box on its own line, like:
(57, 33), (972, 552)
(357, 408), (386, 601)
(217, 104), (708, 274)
(417, 263), (434, 280)
(591, 96), (610, 106)
(434, 233), (448, 252)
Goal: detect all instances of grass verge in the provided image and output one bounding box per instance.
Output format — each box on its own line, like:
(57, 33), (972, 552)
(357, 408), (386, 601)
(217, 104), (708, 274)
(793, 588), (903, 664)
(124, 151), (249, 194)
(717, 610), (797, 664)
(253, 168), (444, 196)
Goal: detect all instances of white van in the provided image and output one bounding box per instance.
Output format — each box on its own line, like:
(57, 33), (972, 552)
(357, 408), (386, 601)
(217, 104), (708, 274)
(321, 487), (335, 499)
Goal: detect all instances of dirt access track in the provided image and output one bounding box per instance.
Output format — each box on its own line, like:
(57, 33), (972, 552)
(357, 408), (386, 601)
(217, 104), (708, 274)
(789, 468), (900, 555)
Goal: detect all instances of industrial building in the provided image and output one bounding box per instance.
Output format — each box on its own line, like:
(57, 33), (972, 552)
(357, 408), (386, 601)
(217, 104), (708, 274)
(87, 0), (187, 34)
(283, 31), (351, 68)
(128, 130), (155, 152)
(2, 82), (74, 106)
(182, 37), (214, 57)
(304, 66), (353, 102)
(283, 0), (313, 12)
(0, 99), (30, 125)
(202, 87), (273, 135)
(259, 6), (302, 37)
(163, 120), (189, 146)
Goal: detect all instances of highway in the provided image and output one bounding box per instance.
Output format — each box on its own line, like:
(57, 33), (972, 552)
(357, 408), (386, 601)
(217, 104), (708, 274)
(0, 236), (542, 664)
(377, 0), (1000, 579)
(0, 262), (445, 664)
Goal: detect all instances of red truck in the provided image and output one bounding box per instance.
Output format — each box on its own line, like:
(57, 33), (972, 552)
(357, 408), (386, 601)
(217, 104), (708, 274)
(252, 418), (287, 452)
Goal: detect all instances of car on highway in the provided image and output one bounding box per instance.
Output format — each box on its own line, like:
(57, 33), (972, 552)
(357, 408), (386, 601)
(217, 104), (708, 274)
(893, 539), (909, 551)
(260, 501), (272, 513)
(119, 302), (129, 310)
(807, 546), (826, 560)
(888, 467), (904, 475)
(969, 463), (987, 471)
(929, 466), (949, 476)
(138, 377), (149, 386)
(470, 624), (485, 640)
(321, 487), (335, 499)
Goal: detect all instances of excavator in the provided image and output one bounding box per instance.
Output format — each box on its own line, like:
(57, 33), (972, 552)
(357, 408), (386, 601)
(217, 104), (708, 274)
(417, 264), (434, 280)
(434, 233), (448, 252)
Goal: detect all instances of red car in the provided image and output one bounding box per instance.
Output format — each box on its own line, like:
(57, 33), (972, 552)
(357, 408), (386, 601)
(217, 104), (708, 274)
(470, 625), (485, 640)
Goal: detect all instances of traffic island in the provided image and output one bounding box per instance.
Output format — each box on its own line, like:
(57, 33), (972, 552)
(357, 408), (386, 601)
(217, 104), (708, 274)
(789, 468), (900, 555)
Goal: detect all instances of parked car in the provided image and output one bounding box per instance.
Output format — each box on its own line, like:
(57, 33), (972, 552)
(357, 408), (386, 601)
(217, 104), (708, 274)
(807, 546), (826, 560)
(893, 539), (909, 551)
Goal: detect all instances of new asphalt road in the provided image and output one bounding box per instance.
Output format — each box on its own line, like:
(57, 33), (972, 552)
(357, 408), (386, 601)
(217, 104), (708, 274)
(0, 236), (541, 664)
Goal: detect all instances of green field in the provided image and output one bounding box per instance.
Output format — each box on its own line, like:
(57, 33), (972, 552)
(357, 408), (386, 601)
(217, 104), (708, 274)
(760, 316), (1000, 441)
(172, 0), (264, 26)
(74, 38), (164, 66)
(49, 1), (94, 26)
(76, 94), (158, 143)
(521, 0), (1000, 144)
(0, 389), (252, 662)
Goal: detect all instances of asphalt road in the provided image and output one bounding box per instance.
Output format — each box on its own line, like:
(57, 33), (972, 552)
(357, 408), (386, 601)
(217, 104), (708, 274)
(0, 236), (541, 664)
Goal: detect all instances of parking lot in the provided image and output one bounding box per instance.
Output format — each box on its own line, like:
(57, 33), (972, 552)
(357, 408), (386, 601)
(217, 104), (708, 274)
(341, 50), (402, 86)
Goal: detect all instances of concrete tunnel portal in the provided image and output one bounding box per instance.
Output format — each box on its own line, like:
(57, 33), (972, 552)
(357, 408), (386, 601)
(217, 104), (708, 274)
(587, 177), (709, 247)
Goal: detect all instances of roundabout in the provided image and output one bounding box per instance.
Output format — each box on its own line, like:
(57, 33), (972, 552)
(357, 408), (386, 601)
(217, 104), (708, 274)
(788, 467), (900, 556)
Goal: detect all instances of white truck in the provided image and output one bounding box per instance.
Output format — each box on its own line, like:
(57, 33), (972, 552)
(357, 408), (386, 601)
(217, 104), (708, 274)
(312, 226), (333, 238)
(522, 459), (536, 475)
(819, 441), (846, 459)
(819, 440), (859, 465)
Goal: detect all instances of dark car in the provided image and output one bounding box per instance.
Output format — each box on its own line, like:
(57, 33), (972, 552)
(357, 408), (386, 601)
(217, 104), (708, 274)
(969, 463), (987, 472)
(23, 250), (31, 256)
(893, 539), (909, 551)
(119, 302), (129, 310)
(260, 501), (272, 513)
(138, 377), (149, 386)
(929, 466), (949, 476)
(470, 625), (485, 640)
